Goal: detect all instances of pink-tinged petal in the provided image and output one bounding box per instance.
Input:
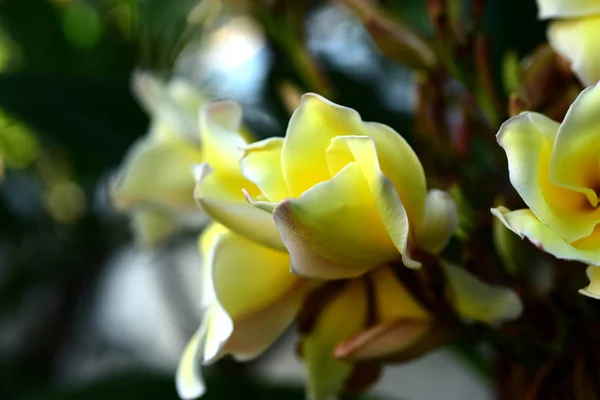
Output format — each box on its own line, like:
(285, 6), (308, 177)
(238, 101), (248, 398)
(240, 137), (289, 201)
(497, 111), (596, 242)
(334, 319), (429, 362)
(302, 280), (368, 400)
(273, 162), (400, 280)
(333, 266), (430, 361)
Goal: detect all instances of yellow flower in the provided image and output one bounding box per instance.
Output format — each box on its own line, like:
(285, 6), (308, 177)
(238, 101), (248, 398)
(537, 0), (600, 86)
(197, 93), (458, 279)
(492, 82), (600, 297)
(111, 72), (209, 246)
(177, 99), (523, 400)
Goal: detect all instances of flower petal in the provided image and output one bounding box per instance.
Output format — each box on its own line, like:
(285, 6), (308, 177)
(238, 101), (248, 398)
(334, 267), (430, 361)
(549, 82), (600, 206)
(579, 266), (600, 299)
(441, 260), (523, 325)
(536, 0), (600, 19)
(283, 94), (362, 197)
(415, 189), (459, 254)
(240, 137), (289, 201)
(199, 100), (249, 177)
(283, 94), (426, 226)
(273, 162), (399, 280)
(492, 206), (600, 265)
(327, 135), (419, 268)
(195, 164), (286, 251)
(302, 280), (368, 400)
(130, 209), (178, 247)
(176, 325), (206, 400)
(548, 16), (600, 86)
(497, 111), (595, 242)
(133, 72), (205, 142)
(112, 136), (202, 212)
(201, 224), (304, 362)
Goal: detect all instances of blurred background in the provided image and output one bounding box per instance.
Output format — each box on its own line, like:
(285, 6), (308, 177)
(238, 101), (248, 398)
(0, 0), (545, 398)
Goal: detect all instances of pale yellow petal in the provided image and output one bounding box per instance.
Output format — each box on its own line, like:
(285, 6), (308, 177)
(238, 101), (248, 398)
(130, 209), (178, 247)
(112, 136), (202, 212)
(371, 267), (430, 321)
(548, 16), (600, 86)
(240, 137), (289, 201)
(441, 261), (523, 325)
(176, 325), (206, 400)
(283, 94), (361, 197)
(198, 100), (249, 176)
(327, 135), (419, 268)
(302, 280), (368, 400)
(202, 225), (304, 362)
(537, 0), (600, 18)
(273, 162), (399, 280)
(283, 94), (427, 227)
(579, 266), (600, 299)
(497, 112), (595, 242)
(415, 189), (459, 254)
(195, 164), (285, 251)
(549, 82), (600, 207)
(492, 206), (600, 265)
(133, 72), (206, 143)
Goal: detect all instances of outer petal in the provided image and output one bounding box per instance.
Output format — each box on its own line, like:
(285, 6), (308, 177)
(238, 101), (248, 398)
(549, 82), (600, 207)
(198, 100), (249, 177)
(240, 137), (289, 202)
(334, 267), (430, 361)
(302, 280), (368, 400)
(195, 164), (286, 251)
(130, 209), (178, 247)
(497, 112), (595, 242)
(273, 162), (399, 280)
(112, 136), (202, 212)
(133, 72), (205, 142)
(415, 189), (459, 254)
(579, 266), (600, 299)
(536, 0), (600, 18)
(283, 94), (426, 226)
(327, 135), (419, 268)
(201, 224), (305, 362)
(176, 325), (206, 400)
(441, 261), (523, 325)
(548, 16), (600, 87)
(492, 206), (600, 265)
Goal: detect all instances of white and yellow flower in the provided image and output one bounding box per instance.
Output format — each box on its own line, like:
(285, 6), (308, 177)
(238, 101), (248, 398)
(537, 0), (600, 86)
(111, 72), (209, 246)
(492, 82), (600, 298)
